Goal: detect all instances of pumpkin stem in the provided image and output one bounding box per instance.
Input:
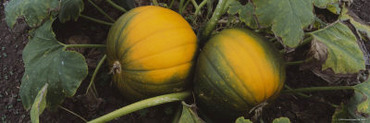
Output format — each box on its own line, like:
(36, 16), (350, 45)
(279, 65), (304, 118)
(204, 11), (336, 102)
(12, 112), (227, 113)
(110, 61), (122, 74)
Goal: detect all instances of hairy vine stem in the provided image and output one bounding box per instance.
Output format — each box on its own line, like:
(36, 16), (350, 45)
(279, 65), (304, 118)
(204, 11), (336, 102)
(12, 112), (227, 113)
(106, 0), (127, 12)
(87, 0), (115, 22)
(88, 91), (191, 123)
(80, 15), (114, 26)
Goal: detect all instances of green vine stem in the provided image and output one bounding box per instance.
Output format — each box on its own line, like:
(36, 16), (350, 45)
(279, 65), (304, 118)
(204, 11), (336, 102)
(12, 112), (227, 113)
(88, 91), (191, 123)
(59, 106), (87, 122)
(199, 0), (229, 44)
(87, 0), (115, 22)
(80, 15), (114, 26)
(194, 0), (208, 15)
(169, 0), (175, 8)
(106, 0), (127, 12)
(180, 0), (191, 14)
(85, 55), (107, 95)
(282, 86), (354, 94)
(152, 0), (159, 6)
(179, 0), (185, 13)
(285, 57), (314, 66)
(63, 43), (107, 49)
(191, 0), (199, 8)
(284, 85), (311, 98)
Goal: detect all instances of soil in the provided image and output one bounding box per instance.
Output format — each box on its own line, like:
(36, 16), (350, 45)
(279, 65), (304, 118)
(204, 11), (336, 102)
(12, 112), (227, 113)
(0, 0), (369, 123)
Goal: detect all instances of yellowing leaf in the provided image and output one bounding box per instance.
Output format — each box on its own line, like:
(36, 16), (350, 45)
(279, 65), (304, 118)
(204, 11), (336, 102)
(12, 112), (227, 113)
(30, 83), (48, 123)
(228, 1), (258, 29)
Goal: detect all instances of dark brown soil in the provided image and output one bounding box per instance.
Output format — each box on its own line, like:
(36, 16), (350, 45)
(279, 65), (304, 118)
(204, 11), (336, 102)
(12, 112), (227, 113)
(0, 0), (369, 123)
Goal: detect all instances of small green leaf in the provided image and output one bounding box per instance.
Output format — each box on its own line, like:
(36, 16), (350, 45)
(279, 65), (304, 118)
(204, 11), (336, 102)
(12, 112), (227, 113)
(332, 80), (370, 122)
(313, 0), (339, 8)
(310, 22), (365, 74)
(327, 4), (341, 15)
(59, 0), (84, 23)
(228, 1), (258, 29)
(20, 19), (88, 109)
(30, 83), (48, 123)
(235, 117), (252, 123)
(254, 0), (315, 47)
(340, 7), (370, 39)
(178, 102), (204, 123)
(272, 117), (291, 123)
(4, 0), (58, 28)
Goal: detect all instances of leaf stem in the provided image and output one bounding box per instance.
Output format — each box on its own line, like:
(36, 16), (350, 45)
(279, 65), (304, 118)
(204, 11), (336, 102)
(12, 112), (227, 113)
(199, 0), (229, 44)
(180, 0), (191, 14)
(284, 85), (311, 98)
(194, 0), (208, 15)
(191, 0), (199, 8)
(169, 0), (175, 8)
(152, 0), (159, 6)
(285, 57), (314, 65)
(88, 91), (191, 123)
(59, 106), (87, 122)
(80, 14), (114, 26)
(87, 0), (115, 22)
(106, 0), (127, 12)
(64, 43), (106, 48)
(85, 55), (107, 95)
(282, 86), (354, 93)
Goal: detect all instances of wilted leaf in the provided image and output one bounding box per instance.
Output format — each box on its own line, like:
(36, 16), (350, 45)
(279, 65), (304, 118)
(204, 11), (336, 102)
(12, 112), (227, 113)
(228, 1), (258, 29)
(30, 83), (48, 123)
(340, 7), (370, 39)
(313, 0), (339, 8)
(254, 0), (314, 47)
(178, 102), (204, 123)
(310, 22), (365, 74)
(332, 80), (370, 122)
(234, 117), (252, 123)
(21, 19), (88, 109)
(272, 117), (291, 123)
(59, 0), (84, 23)
(4, 0), (58, 28)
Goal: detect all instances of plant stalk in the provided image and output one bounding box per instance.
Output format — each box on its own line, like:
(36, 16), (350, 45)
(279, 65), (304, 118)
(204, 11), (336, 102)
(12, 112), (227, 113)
(195, 0), (208, 15)
(59, 106), (87, 122)
(87, 0), (115, 22)
(106, 0), (127, 12)
(80, 15), (114, 26)
(285, 57), (314, 65)
(64, 43), (106, 48)
(169, 0), (175, 8)
(282, 86), (354, 93)
(88, 91), (191, 123)
(199, 0), (228, 44)
(284, 85), (311, 98)
(85, 55), (107, 95)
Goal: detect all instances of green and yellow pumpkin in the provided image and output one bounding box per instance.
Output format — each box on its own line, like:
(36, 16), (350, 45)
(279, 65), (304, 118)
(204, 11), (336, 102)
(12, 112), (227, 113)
(194, 28), (285, 119)
(106, 6), (197, 100)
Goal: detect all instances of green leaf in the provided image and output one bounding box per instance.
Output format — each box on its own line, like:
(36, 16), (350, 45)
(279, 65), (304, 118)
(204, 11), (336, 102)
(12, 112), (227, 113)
(313, 0), (339, 8)
(310, 22), (365, 74)
(340, 7), (370, 39)
(115, 0), (135, 10)
(254, 0), (314, 48)
(332, 80), (370, 122)
(20, 19), (88, 109)
(58, 0), (84, 23)
(272, 117), (291, 123)
(4, 0), (58, 28)
(178, 102), (204, 123)
(327, 4), (341, 15)
(228, 1), (258, 29)
(234, 117), (252, 123)
(30, 83), (48, 123)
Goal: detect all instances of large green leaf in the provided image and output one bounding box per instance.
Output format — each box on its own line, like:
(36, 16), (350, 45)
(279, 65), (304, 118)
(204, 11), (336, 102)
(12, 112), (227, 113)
(178, 102), (204, 123)
(310, 22), (365, 74)
(30, 83), (48, 123)
(340, 7), (370, 39)
(21, 19), (88, 109)
(332, 80), (370, 122)
(272, 117), (291, 123)
(234, 117), (252, 123)
(254, 0), (314, 48)
(59, 0), (84, 23)
(228, 1), (258, 29)
(4, 0), (59, 28)
(313, 0), (339, 8)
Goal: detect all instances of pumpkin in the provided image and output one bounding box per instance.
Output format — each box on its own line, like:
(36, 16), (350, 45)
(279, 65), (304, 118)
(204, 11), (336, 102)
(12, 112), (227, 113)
(106, 6), (197, 100)
(194, 28), (285, 119)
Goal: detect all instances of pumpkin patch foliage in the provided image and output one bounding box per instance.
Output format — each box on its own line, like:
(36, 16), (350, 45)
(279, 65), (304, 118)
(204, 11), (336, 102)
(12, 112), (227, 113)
(3, 0), (370, 122)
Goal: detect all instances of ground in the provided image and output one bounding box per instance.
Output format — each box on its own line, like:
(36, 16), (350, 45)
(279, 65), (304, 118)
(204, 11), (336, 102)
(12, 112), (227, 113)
(0, 0), (369, 123)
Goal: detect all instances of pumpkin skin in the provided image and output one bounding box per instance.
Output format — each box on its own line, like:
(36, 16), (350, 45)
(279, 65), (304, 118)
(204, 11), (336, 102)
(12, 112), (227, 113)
(194, 29), (285, 119)
(106, 6), (197, 100)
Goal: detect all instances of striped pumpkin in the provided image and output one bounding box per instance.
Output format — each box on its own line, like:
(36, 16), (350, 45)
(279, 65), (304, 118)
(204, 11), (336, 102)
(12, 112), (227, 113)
(194, 28), (285, 119)
(106, 6), (197, 100)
